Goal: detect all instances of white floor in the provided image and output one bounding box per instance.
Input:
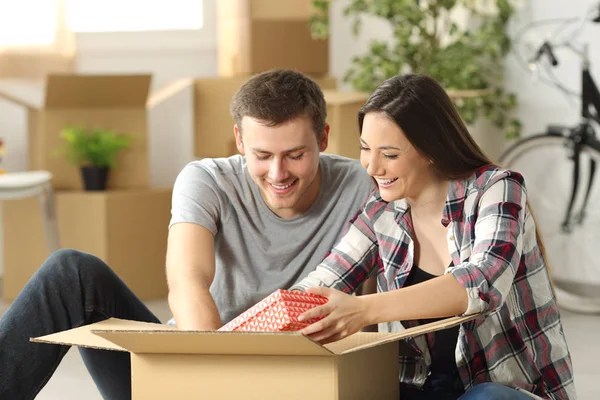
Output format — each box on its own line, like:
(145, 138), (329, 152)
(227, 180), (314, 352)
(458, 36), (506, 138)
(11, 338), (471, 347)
(1, 295), (598, 399)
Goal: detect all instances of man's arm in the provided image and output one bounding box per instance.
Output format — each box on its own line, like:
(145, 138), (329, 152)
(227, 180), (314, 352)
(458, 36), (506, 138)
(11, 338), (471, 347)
(166, 222), (222, 331)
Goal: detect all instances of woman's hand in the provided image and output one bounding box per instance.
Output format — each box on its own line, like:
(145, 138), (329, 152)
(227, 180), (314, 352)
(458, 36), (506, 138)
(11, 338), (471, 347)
(298, 287), (372, 344)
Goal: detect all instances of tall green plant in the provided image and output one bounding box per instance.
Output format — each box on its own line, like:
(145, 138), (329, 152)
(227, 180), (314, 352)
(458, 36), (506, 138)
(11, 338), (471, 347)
(310, 0), (522, 138)
(57, 126), (131, 168)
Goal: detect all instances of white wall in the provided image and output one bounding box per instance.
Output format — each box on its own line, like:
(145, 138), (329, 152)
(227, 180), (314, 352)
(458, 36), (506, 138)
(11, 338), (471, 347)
(1, 0), (599, 276)
(506, 0), (600, 136)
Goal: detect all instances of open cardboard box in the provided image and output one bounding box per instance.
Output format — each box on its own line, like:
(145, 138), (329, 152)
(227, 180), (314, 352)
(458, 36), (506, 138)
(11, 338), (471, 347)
(0, 74), (159, 190)
(32, 313), (483, 399)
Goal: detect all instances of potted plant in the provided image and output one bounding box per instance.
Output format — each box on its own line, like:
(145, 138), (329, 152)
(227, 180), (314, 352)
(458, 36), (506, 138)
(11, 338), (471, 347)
(57, 126), (131, 191)
(310, 0), (522, 139)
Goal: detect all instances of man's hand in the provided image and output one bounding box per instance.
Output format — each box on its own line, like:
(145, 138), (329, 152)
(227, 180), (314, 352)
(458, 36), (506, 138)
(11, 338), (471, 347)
(298, 287), (372, 344)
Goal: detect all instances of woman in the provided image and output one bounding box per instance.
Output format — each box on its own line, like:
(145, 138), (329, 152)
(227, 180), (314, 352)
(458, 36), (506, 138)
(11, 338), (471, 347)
(291, 74), (576, 399)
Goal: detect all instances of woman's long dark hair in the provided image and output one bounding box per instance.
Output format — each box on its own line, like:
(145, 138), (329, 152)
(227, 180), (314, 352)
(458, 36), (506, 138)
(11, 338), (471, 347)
(358, 74), (491, 179)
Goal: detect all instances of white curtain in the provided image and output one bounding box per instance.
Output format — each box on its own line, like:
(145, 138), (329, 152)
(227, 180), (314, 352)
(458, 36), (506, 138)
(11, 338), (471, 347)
(0, 0), (75, 78)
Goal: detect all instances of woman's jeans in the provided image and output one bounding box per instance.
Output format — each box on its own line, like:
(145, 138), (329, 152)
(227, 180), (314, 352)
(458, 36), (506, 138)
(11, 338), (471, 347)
(401, 380), (536, 400)
(0, 249), (161, 400)
(460, 382), (535, 399)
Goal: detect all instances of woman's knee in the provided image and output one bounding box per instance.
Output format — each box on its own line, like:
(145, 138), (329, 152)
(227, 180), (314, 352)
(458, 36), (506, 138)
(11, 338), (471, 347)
(460, 382), (530, 400)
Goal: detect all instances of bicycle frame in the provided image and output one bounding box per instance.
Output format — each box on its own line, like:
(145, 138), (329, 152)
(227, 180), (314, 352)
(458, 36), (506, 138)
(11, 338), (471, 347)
(556, 64), (600, 232)
(581, 68), (600, 124)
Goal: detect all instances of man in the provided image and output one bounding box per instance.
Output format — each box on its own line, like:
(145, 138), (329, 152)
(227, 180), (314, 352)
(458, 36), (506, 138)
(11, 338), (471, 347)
(0, 69), (374, 399)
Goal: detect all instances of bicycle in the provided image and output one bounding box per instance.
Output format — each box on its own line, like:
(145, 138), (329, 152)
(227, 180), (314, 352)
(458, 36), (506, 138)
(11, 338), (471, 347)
(499, 3), (600, 314)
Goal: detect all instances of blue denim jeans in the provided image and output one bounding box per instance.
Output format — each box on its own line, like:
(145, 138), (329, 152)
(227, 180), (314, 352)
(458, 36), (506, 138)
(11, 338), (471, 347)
(460, 382), (534, 399)
(401, 380), (534, 399)
(0, 249), (161, 400)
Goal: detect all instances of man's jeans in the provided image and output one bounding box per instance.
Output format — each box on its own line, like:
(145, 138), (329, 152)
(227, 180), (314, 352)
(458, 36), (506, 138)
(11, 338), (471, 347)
(0, 249), (161, 400)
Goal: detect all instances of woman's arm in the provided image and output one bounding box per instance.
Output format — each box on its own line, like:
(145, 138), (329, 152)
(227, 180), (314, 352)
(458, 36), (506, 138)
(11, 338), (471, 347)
(289, 196), (383, 294)
(299, 274), (467, 343)
(364, 273), (468, 323)
(300, 172), (527, 343)
(445, 172), (527, 315)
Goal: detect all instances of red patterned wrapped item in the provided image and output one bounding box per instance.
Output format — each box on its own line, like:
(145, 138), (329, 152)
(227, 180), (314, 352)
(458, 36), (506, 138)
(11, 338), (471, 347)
(218, 289), (328, 332)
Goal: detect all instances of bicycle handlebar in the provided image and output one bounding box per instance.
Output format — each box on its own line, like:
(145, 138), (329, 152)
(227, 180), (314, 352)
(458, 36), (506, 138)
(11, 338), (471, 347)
(527, 2), (599, 69)
(593, 3), (600, 22)
(530, 42), (559, 67)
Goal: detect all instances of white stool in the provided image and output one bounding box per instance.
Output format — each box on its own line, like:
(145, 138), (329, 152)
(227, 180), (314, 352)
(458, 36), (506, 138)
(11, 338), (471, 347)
(0, 171), (60, 254)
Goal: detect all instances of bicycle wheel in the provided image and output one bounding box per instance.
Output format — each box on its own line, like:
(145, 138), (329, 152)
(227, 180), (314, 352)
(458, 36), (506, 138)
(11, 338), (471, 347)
(500, 134), (600, 314)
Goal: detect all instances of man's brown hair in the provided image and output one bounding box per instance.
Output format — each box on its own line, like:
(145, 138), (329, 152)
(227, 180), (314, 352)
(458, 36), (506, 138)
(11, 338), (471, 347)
(230, 69), (327, 141)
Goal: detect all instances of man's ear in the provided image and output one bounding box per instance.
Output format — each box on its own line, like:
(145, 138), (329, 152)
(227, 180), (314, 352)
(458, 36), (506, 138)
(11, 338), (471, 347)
(234, 124), (245, 155)
(319, 124), (330, 152)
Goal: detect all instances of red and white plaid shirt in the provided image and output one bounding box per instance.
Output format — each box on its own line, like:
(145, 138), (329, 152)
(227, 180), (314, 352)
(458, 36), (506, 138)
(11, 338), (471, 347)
(292, 165), (576, 399)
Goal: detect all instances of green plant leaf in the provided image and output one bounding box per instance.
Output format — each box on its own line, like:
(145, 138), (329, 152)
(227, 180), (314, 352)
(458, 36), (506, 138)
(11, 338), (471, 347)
(310, 0), (523, 139)
(55, 126), (132, 168)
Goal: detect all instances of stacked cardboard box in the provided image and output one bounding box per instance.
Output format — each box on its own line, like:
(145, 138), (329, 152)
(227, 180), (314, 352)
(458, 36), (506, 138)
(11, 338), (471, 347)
(323, 90), (371, 160)
(189, 0), (335, 159)
(0, 74), (174, 301)
(217, 0), (328, 77)
(206, 0), (370, 160)
(192, 75), (336, 158)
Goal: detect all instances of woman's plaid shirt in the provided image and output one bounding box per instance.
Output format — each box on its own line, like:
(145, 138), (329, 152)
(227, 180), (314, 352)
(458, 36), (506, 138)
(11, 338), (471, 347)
(292, 166), (576, 399)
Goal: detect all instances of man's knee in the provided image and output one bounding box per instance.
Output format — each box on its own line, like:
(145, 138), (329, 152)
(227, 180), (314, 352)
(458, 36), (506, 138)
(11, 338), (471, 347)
(38, 248), (110, 283)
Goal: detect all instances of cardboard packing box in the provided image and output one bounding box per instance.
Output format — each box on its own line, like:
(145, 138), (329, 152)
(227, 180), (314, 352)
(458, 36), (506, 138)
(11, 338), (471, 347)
(32, 314), (481, 399)
(323, 90), (371, 160)
(190, 74), (336, 158)
(217, 0), (328, 77)
(0, 74), (156, 190)
(1, 188), (172, 301)
(219, 289), (328, 332)
(0, 52), (74, 79)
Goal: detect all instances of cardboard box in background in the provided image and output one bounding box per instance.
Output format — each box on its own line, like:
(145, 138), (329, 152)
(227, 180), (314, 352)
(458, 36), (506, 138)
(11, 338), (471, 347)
(0, 74), (152, 190)
(193, 74), (336, 158)
(1, 188), (172, 301)
(32, 314), (482, 399)
(217, 0), (328, 77)
(324, 90), (371, 160)
(0, 52), (74, 79)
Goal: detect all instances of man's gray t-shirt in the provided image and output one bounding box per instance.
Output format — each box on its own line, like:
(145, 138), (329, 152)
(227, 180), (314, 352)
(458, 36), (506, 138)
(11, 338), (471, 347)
(169, 153), (375, 325)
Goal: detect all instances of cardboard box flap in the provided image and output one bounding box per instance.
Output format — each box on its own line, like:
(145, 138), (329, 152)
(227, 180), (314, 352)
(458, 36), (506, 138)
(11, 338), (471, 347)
(323, 90), (370, 106)
(0, 89), (38, 109)
(340, 313), (485, 355)
(0, 79), (44, 109)
(324, 332), (387, 354)
(44, 74), (152, 109)
(30, 318), (169, 352)
(146, 78), (193, 109)
(92, 329), (334, 356)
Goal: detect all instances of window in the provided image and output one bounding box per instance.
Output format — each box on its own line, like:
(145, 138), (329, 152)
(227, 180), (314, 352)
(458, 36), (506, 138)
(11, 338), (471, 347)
(0, 0), (204, 47)
(65, 0), (203, 33)
(0, 0), (58, 46)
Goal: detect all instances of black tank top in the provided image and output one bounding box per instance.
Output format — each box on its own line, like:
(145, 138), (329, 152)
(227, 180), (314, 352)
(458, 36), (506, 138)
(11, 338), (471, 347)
(401, 263), (462, 381)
